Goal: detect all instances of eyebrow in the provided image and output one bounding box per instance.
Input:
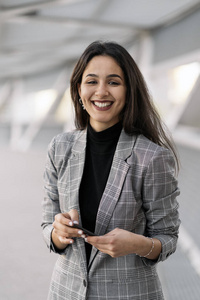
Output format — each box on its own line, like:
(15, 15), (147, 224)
(86, 73), (123, 80)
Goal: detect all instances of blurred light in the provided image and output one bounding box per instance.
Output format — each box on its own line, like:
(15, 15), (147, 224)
(55, 87), (70, 123)
(34, 89), (57, 120)
(168, 62), (200, 105)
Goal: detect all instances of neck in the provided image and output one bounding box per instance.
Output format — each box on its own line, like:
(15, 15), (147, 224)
(89, 120), (120, 132)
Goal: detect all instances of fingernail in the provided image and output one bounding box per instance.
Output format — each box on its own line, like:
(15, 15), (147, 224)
(69, 221), (73, 226)
(85, 238), (88, 242)
(70, 240), (73, 244)
(81, 234), (86, 238)
(78, 230), (83, 235)
(73, 221), (79, 224)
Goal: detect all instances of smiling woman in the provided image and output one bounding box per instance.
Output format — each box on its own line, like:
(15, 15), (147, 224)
(78, 55), (126, 131)
(42, 41), (180, 300)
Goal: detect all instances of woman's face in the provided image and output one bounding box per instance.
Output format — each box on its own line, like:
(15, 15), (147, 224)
(78, 55), (126, 132)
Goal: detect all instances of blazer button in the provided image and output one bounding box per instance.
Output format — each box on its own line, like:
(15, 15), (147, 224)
(83, 279), (87, 287)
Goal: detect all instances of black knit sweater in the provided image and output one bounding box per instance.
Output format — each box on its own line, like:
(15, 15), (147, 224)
(79, 122), (122, 264)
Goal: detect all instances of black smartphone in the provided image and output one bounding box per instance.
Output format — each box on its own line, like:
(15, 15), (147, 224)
(72, 223), (98, 236)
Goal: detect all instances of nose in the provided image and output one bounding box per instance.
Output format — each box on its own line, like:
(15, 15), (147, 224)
(95, 83), (109, 98)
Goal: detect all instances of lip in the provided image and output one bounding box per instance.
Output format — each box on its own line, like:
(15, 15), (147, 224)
(91, 100), (113, 111)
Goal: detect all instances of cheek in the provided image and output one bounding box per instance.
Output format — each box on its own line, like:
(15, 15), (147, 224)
(80, 87), (91, 99)
(117, 93), (126, 107)
(116, 87), (126, 100)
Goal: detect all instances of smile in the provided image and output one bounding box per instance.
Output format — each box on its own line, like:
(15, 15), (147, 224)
(93, 101), (112, 108)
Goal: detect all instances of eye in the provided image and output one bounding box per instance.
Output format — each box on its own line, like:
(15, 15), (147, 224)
(86, 80), (97, 84)
(108, 81), (120, 86)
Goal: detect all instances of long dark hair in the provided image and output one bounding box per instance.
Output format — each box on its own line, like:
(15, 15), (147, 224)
(70, 41), (179, 170)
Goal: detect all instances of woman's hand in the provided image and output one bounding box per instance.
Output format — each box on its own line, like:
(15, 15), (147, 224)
(85, 228), (136, 257)
(52, 209), (86, 250)
(85, 228), (161, 259)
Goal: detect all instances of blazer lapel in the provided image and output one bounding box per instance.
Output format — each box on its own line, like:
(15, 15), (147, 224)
(65, 130), (86, 212)
(89, 130), (137, 266)
(66, 130), (88, 275)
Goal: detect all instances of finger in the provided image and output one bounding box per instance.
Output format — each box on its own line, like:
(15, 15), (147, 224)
(54, 212), (85, 238)
(61, 210), (79, 226)
(85, 237), (117, 257)
(85, 229), (116, 243)
(85, 236), (106, 245)
(68, 209), (79, 225)
(55, 213), (71, 226)
(54, 226), (84, 240)
(58, 235), (74, 245)
(55, 212), (76, 227)
(53, 220), (86, 238)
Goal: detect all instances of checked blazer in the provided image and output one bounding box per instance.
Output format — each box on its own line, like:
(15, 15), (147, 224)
(42, 128), (180, 300)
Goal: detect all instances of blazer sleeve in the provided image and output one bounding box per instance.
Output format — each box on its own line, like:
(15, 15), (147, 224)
(41, 137), (67, 254)
(142, 147), (180, 266)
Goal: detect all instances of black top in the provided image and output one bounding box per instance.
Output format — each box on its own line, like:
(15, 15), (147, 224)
(79, 122), (122, 264)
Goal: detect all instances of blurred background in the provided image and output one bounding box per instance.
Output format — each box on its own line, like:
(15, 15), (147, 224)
(0, 0), (200, 299)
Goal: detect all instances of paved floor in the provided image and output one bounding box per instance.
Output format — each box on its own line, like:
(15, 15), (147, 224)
(0, 143), (199, 299)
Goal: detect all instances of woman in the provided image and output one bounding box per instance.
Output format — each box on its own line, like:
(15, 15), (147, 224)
(42, 41), (180, 300)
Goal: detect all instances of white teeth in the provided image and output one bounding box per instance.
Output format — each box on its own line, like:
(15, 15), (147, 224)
(94, 101), (112, 107)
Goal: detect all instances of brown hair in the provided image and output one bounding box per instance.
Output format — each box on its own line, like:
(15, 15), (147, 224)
(70, 41), (179, 170)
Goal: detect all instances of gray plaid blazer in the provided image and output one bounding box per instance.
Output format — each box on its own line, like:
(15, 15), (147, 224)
(42, 128), (180, 300)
